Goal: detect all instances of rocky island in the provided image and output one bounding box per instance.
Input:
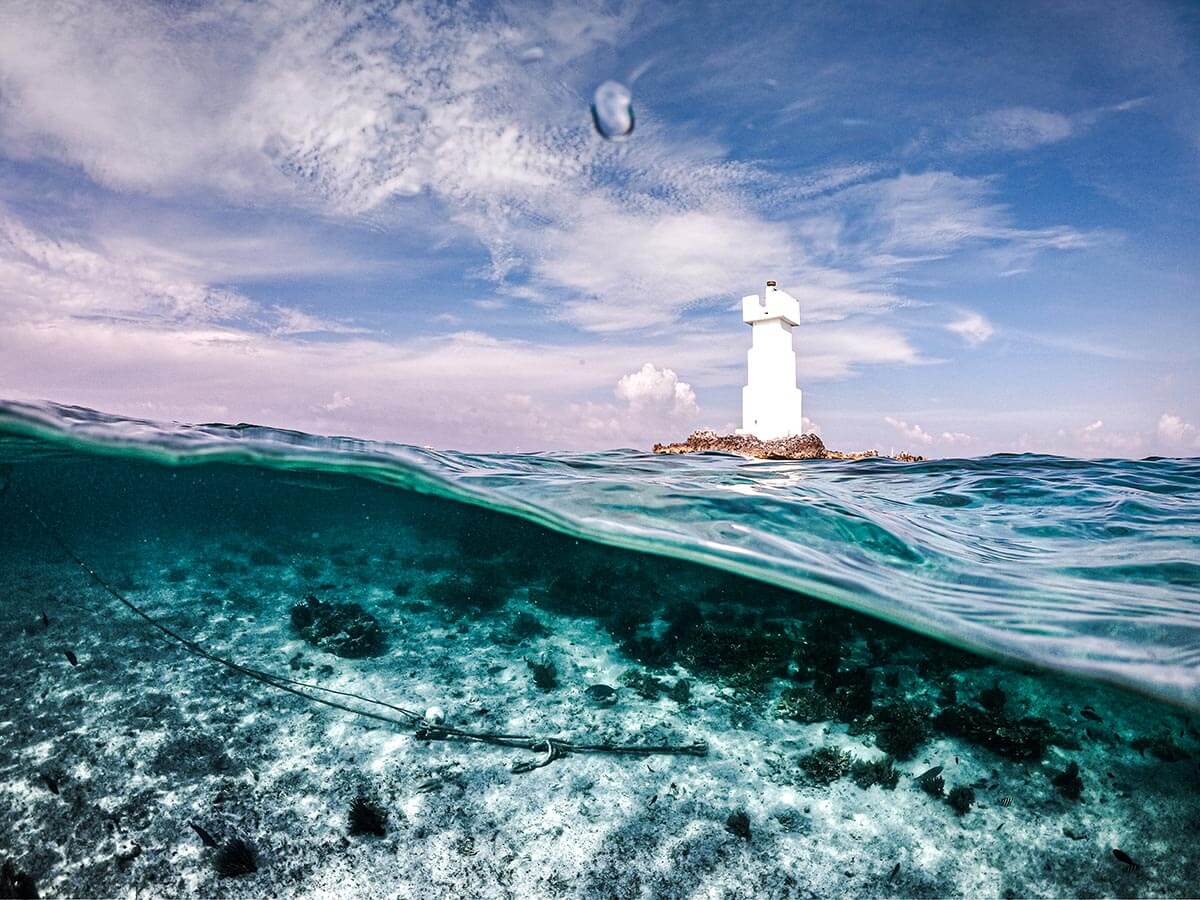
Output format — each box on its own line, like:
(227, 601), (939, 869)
(652, 431), (924, 462)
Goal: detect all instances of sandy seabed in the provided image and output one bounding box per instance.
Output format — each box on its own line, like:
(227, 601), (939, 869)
(1, 501), (1199, 900)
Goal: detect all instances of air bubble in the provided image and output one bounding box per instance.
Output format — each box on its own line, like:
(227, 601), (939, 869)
(590, 80), (634, 141)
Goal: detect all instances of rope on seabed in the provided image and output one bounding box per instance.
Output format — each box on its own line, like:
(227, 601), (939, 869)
(0, 469), (707, 772)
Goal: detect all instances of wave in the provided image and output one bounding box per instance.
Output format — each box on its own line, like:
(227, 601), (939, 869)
(2, 398), (1199, 708)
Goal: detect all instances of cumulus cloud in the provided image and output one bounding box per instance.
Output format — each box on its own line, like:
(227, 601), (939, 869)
(1157, 413), (1199, 447)
(946, 311), (995, 347)
(884, 416), (934, 446)
(615, 363), (698, 417)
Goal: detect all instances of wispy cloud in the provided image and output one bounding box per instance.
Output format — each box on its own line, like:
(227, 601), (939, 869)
(946, 311), (995, 347)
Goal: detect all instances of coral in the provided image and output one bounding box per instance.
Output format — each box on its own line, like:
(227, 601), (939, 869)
(213, 838), (258, 877)
(725, 810), (752, 840)
(850, 756), (899, 790)
(776, 686), (835, 723)
(933, 704), (1056, 761)
(799, 747), (853, 785)
(0, 860), (38, 899)
(348, 793), (388, 837)
(1051, 761), (1083, 800)
(873, 700), (932, 759)
(289, 594), (386, 658)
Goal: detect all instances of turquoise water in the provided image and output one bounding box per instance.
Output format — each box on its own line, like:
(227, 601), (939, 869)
(3, 399), (1198, 708)
(2, 398), (1199, 898)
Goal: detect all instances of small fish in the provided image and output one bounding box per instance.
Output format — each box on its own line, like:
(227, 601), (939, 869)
(1112, 849), (1140, 871)
(190, 822), (219, 848)
(648, 794), (657, 806)
(40, 772), (60, 794)
(954, 756), (959, 765)
(1062, 827), (1087, 840)
(41, 611), (50, 629)
(889, 862), (900, 881)
(915, 765), (943, 781)
(999, 797), (1012, 808)
(62, 649), (78, 667)
(1081, 708), (1103, 722)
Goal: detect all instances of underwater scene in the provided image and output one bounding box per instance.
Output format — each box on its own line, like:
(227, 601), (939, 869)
(1, 400), (1199, 899)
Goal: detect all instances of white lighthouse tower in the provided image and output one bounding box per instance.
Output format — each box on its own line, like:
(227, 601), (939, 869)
(737, 280), (804, 440)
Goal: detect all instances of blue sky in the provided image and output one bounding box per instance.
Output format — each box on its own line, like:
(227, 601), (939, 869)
(0, 0), (1197, 454)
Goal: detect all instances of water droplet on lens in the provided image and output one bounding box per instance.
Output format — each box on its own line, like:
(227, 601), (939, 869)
(590, 80), (634, 141)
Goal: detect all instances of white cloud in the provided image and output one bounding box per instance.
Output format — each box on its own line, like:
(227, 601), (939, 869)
(960, 107), (1074, 151)
(615, 363), (698, 417)
(884, 416), (934, 446)
(946, 311), (994, 347)
(1156, 413), (1199, 447)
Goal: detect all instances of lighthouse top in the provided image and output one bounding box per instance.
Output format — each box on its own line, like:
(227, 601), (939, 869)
(741, 279), (799, 327)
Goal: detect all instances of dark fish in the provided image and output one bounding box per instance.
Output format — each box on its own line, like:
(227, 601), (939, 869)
(62, 649), (78, 667)
(915, 765), (943, 781)
(648, 794), (657, 806)
(1112, 848), (1140, 871)
(889, 862), (901, 881)
(41, 611), (50, 629)
(999, 797), (1012, 808)
(190, 822), (219, 848)
(1081, 708), (1103, 722)
(585, 684), (616, 701)
(41, 772), (60, 794)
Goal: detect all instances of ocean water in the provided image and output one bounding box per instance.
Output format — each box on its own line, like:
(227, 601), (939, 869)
(1, 399), (1198, 898)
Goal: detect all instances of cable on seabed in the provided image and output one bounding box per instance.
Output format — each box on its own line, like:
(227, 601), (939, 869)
(1, 468), (707, 772)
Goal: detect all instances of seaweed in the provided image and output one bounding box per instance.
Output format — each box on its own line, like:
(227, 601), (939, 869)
(1050, 761), (1083, 800)
(946, 785), (975, 815)
(979, 683), (1007, 713)
(725, 810), (752, 840)
(677, 620), (794, 689)
(213, 838), (258, 877)
(873, 700), (932, 759)
(621, 669), (667, 699)
(289, 594), (386, 658)
(504, 611), (548, 642)
(425, 572), (508, 614)
(348, 793), (388, 837)
(933, 703), (1055, 761)
(668, 679), (691, 704)
(799, 746), (853, 785)
(1131, 733), (1192, 762)
(776, 686), (835, 723)
(850, 755), (899, 790)
(527, 658), (558, 691)
(0, 860), (38, 899)
(917, 770), (945, 799)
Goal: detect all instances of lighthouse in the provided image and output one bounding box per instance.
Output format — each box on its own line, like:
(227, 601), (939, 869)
(737, 280), (804, 440)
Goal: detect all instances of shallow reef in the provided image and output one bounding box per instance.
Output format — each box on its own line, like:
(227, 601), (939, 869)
(0, 451), (1198, 898)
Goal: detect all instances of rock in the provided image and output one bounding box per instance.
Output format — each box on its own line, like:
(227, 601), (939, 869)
(653, 431), (827, 460)
(652, 430), (925, 461)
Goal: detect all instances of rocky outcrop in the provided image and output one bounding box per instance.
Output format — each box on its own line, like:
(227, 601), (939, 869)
(651, 430), (925, 461)
(652, 430), (827, 460)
